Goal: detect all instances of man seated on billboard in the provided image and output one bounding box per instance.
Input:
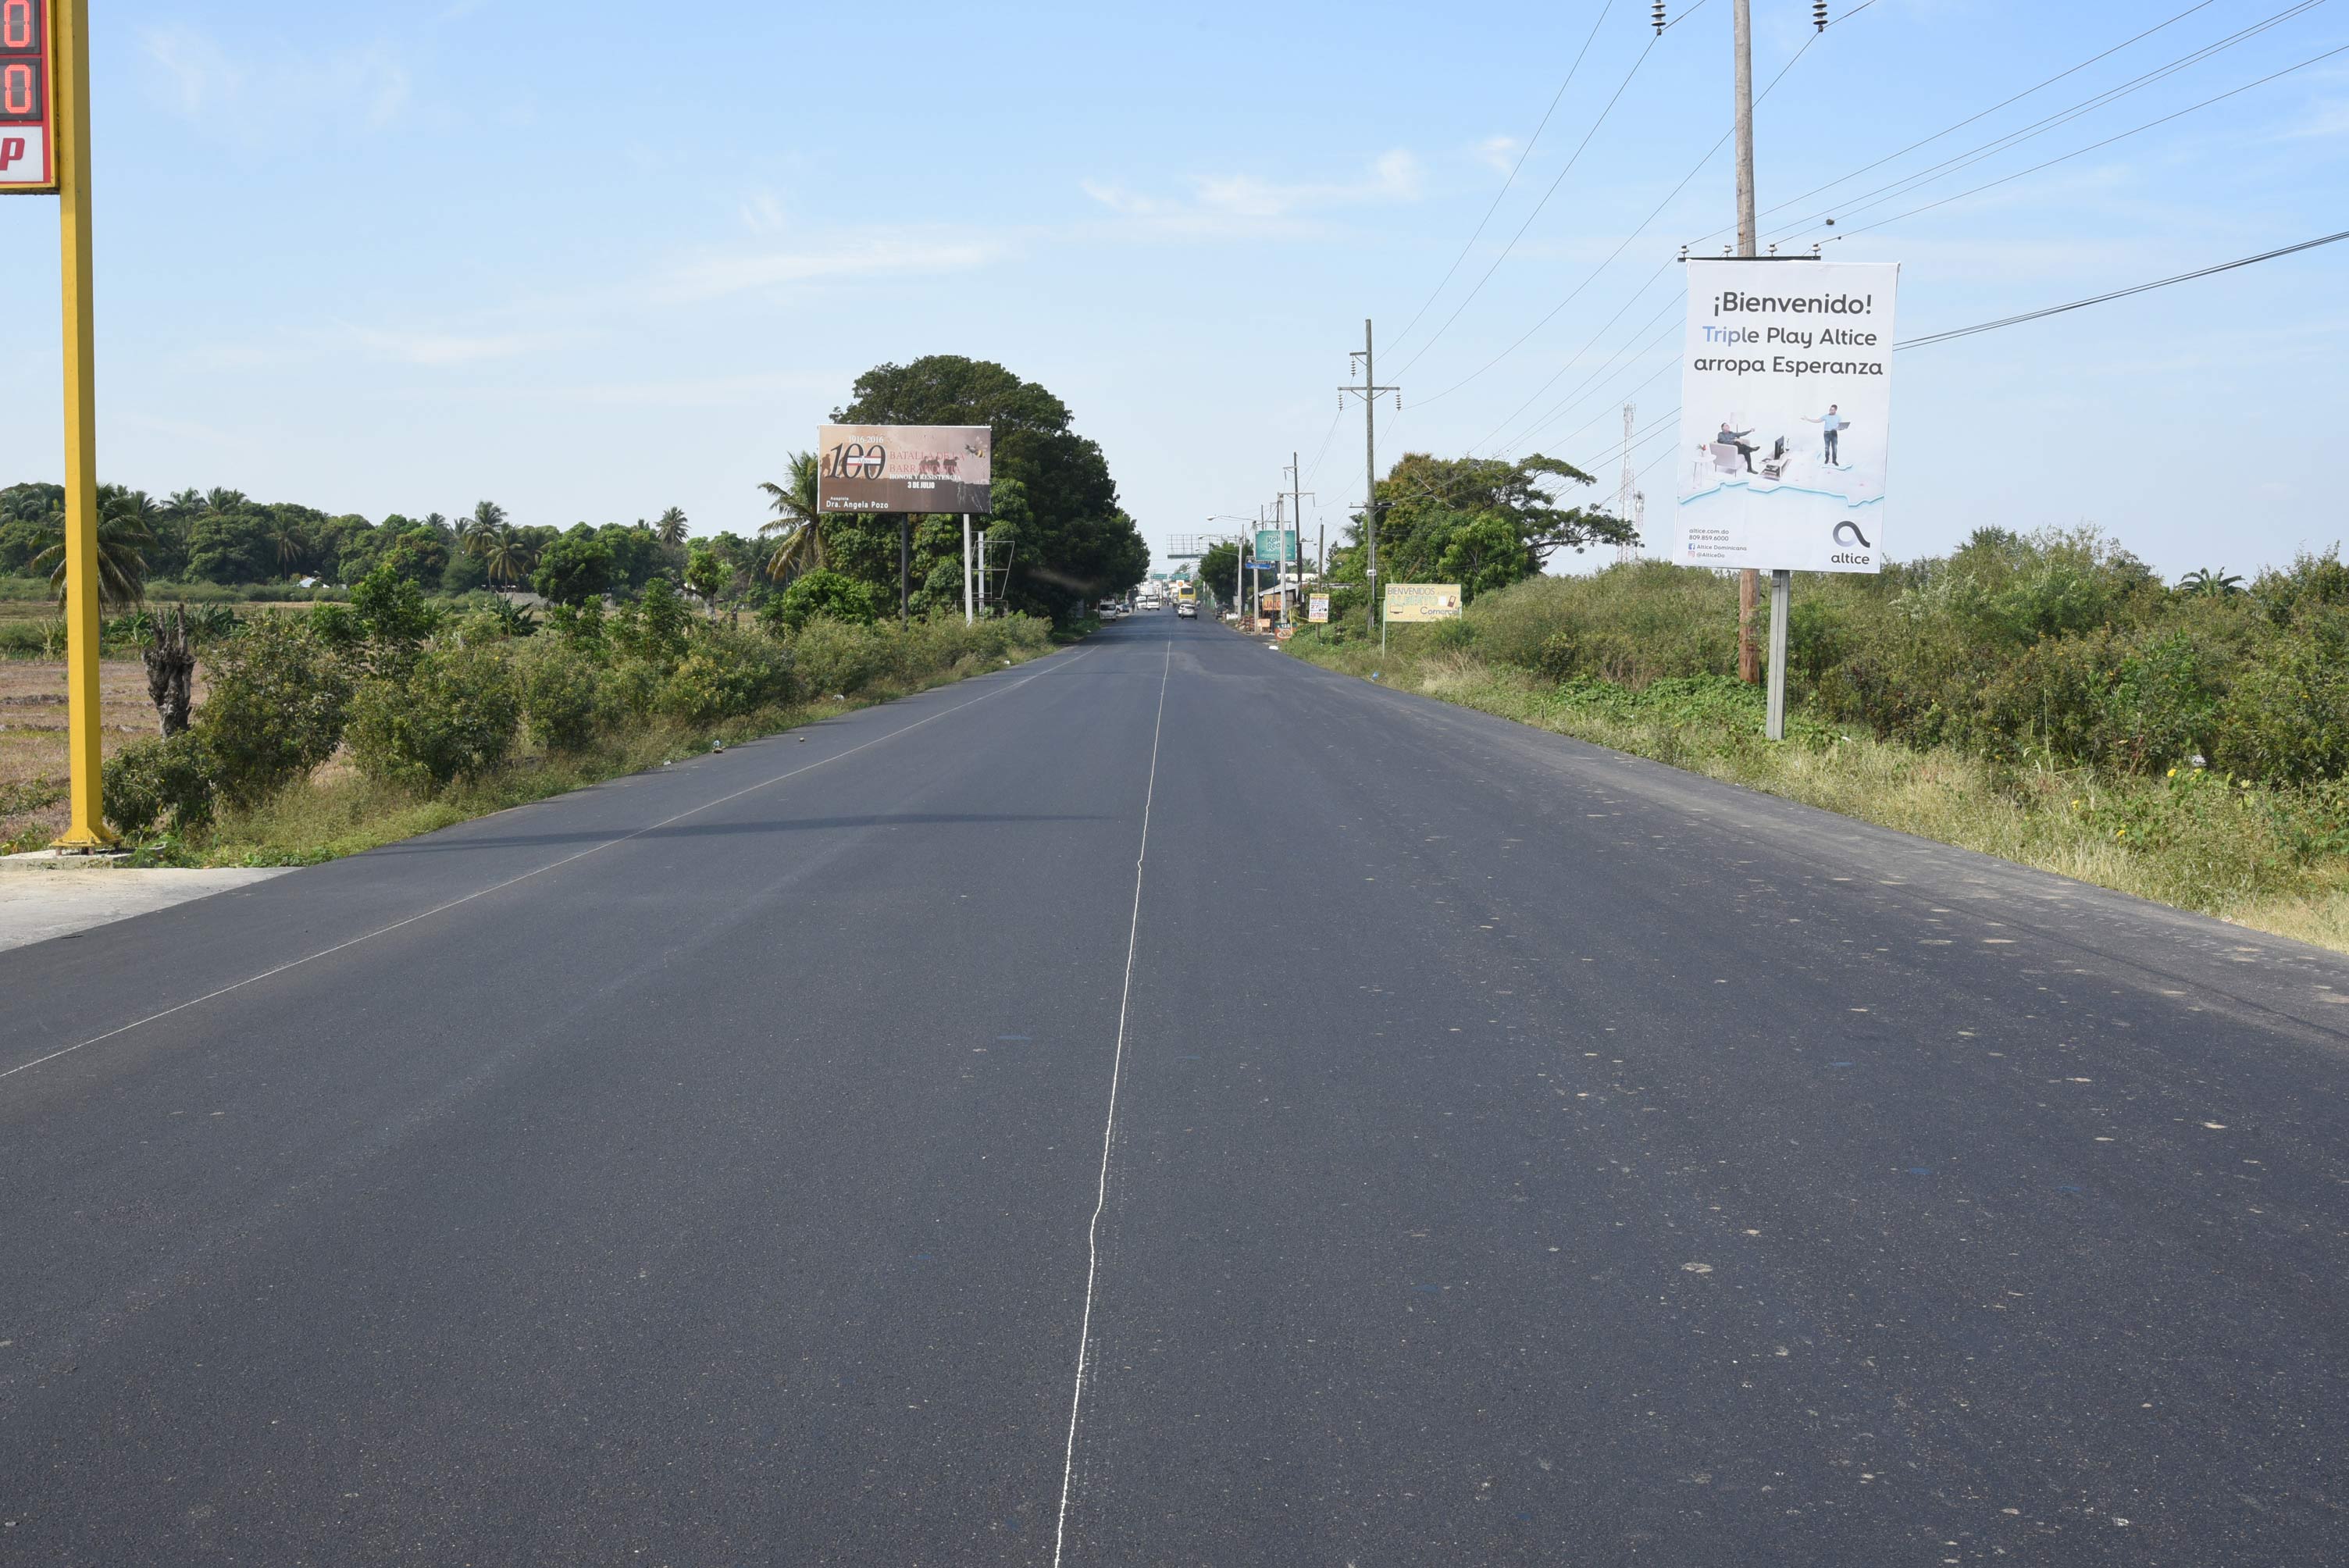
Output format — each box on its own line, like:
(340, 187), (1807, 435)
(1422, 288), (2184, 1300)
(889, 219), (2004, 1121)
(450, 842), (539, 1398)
(1716, 420), (1759, 474)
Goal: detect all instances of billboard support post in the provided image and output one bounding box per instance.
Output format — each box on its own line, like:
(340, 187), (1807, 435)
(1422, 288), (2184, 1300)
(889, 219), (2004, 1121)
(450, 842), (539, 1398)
(53, 0), (111, 848)
(961, 514), (972, 625)
(1766, 568), (1790, 740)
(898, 517), (909, 627)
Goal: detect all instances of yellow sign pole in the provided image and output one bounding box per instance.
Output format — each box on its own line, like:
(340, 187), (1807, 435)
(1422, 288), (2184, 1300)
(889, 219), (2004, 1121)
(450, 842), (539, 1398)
(52, 0), (114, 849)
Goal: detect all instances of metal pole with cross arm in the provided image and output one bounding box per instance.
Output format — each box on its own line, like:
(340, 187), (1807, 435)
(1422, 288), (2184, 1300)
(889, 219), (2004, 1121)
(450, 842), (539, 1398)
(4, 0), (114, 847)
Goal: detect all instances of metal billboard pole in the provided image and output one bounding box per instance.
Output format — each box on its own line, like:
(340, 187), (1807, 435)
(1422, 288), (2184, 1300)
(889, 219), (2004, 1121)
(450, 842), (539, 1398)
(51, 0), (112, 848)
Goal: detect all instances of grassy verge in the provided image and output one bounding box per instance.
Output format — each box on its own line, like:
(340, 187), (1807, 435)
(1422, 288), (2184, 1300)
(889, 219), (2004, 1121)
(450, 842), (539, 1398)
(1289, 633), (2349, 956)
(102, 640), (1057, 869)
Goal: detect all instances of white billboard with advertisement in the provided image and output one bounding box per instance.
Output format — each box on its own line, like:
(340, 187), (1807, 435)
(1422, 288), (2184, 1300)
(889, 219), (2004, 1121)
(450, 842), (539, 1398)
(1675, 259), (1897, 574)
(817, 425), (992, 514)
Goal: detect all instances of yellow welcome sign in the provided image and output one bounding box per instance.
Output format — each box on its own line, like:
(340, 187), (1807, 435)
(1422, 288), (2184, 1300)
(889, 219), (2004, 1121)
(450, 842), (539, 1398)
(1383, 583), (1463, 623)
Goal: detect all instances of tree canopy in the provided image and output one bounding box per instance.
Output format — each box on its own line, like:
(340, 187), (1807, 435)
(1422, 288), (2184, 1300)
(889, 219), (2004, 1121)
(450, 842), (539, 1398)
(825, 355), (1148, 622)
(1319, 451), (1627, 613)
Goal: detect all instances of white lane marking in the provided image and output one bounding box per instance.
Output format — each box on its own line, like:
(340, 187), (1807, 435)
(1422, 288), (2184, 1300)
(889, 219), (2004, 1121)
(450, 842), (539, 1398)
(1, 650), (1094, 1086)
(1053, 638), (1171, 1565)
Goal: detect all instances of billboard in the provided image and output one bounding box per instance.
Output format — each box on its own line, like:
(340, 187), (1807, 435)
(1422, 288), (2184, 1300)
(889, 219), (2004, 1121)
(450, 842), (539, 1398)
(817, 425), (992, 514)
(1384, 583), (1462, 623)
(1676, 259), (1897, 574)
(1254, 529), (1297, 563)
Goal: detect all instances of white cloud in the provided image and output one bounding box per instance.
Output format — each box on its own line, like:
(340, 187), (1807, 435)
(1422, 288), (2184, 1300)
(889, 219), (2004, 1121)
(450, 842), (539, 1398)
(137, 25), (412, 137)
(2270, 98), (2349, 141)
(1474, 135), (1519, 174)
(1081, 150), (1424, 235)
(658, 237), (1003, 302)
(739, 191), (788, 236)
(347, 327), (571, 366)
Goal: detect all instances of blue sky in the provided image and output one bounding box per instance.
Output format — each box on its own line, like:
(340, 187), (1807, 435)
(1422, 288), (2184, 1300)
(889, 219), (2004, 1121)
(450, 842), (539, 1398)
(2, 0), (2344, 579)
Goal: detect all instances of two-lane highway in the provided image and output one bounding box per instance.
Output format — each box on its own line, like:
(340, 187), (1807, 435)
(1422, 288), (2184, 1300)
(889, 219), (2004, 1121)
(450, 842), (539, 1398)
(6, 612), (2348, 1563)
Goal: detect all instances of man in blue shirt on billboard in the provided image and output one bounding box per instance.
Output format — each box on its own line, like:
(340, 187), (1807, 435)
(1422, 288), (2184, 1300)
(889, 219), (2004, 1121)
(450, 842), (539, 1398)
(1804, 404), (1844, 465)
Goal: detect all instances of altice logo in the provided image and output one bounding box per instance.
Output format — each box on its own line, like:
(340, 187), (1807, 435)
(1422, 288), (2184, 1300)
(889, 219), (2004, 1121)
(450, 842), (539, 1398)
(1834, 521), (1873, 548)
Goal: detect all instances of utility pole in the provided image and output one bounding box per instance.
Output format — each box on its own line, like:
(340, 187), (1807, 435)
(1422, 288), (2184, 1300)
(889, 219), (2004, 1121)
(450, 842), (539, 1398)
(1342, 320), (1398, 643)
(1616, 403), (1638, 566)
(1733, 0), (1764, 691)
(1285, 451), (1316, 630)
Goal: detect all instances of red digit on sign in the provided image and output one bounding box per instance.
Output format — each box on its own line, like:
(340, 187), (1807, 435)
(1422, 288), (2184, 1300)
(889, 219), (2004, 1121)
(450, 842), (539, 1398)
(1, 1), (28, 53)
(2, 62), (30, 117)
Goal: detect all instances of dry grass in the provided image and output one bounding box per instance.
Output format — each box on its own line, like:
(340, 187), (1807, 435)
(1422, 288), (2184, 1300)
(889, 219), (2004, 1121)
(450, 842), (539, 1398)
(0, 657), (195, 850)
(1292, 638), (2349, 958)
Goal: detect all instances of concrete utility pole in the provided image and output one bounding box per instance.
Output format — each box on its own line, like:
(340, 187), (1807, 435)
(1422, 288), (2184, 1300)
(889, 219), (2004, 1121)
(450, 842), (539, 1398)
(1616, 403), (1638, 566)
(1733, 0), (1764, 692)
(1342, 320), (1399, 643)
(1285, 450), (1314, 626)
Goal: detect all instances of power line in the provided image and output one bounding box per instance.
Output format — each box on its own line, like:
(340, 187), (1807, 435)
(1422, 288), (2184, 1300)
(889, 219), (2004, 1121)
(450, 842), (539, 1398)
(1689, 0), (2227, 247)
(1409, 20), (1832, 416)
(1818, 40), (2349, 243)
(1771, 1), (2331, 244)
(1896, 228), (2349, 349)
(1395, 30), (1668, 376)
(1490, 298), (1681, 456)
(1387, 1), (1620, 358)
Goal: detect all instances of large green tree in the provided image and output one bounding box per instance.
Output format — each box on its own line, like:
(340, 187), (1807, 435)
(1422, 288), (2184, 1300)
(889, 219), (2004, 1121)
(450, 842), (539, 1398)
(1324, 451), (1627, 611)
(832, 355), (1146, 623)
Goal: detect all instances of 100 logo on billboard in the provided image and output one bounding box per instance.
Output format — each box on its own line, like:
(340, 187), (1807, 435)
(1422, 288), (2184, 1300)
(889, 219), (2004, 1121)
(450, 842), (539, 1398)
(822, 442), (886, 482)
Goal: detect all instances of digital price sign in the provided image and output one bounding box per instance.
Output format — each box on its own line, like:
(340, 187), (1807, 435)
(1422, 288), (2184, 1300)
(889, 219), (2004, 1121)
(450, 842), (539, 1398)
(0, 0), (55, 193)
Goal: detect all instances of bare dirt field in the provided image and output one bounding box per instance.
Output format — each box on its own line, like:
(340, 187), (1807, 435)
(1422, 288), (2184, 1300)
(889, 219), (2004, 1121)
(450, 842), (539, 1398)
(0, 658), (187, 849)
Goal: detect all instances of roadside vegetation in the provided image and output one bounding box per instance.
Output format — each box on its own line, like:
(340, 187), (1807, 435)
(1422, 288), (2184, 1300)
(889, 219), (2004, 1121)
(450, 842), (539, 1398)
(1291, 527), (2349, 953)
(0, 352), (1142, 861)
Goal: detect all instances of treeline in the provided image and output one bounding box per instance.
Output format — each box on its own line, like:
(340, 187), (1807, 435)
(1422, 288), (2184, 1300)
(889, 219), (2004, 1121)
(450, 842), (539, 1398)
(1, 352), (1150, 629)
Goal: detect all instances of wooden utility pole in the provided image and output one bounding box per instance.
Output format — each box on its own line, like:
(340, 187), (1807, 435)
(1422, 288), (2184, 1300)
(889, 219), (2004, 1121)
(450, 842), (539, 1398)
(1733, 0), (1763, 687)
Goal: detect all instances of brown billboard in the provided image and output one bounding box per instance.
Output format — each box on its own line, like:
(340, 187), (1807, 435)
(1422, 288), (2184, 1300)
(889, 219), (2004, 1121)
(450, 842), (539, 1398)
(816, 425), (993, 514)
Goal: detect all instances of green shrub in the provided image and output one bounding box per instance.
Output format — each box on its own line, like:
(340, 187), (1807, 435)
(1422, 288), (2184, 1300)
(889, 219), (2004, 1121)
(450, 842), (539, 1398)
(516, 638), (612, 752)
(102, 730), (219, 839)
(661, 625), (797, 724)
(790, 615), (889, 696)
(611, 576), (691, 668)
(765, 569), (882, 634)
(349, 640), (522, 792)
(198, 618), (356, 807)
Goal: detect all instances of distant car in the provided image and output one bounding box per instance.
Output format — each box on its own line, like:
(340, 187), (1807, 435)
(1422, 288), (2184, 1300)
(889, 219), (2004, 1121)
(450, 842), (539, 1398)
(1176, 603), (1196, 618)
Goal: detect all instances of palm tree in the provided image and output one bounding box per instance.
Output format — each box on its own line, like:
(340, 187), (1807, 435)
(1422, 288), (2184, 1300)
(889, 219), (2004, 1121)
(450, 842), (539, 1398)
(656, 506), (689, 549)
(201, 486), (248, 516)
(30, 493), (154, 605)
(480, 522), (537, 588)
(460, 500), (508, 558)
(266, 514), (308, 576)
(2178, 567), (2244, 597)
(757, 452), (826, 582)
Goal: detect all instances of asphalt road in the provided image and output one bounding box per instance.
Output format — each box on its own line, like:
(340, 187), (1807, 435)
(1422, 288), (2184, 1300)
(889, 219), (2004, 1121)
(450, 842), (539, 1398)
(6, 613), (2349, 1565)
